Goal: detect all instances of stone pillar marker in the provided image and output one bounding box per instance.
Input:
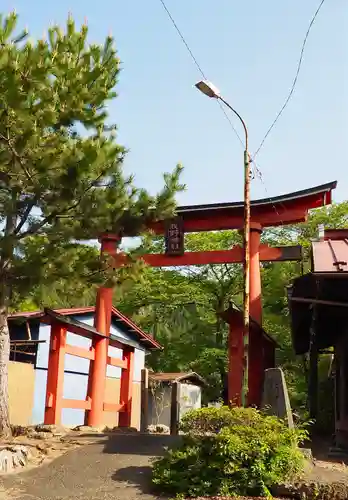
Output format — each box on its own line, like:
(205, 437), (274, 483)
(261, 367), (294, 429)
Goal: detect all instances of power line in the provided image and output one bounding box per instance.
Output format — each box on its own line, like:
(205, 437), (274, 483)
(158, 0), (244, 147)
(217, 103), (244, 147)
(249, 157), (292, 234)
(158, 0), (206, 79)
(253, 0), (327, 159)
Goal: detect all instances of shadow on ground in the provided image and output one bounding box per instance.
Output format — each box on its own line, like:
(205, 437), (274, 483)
(102, 433), (181, 456)
(309, 435), (348, 465)
(103, 434), (178, 497)
(112, 465), (156, 495)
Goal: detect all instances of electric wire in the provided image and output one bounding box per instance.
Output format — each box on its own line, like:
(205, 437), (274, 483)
(155, 5), (297, 285)
(253, 159), (287, 231)
(158, 0), (314, 249)
(252, 0), (328, 227)
(158, 0), (244, 147)
(158, 0), (206, 79)
(253, 0), (327, 159)
(158, 0), (291, 221)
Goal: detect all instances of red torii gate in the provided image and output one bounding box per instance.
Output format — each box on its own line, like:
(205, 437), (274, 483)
(96, 181), (336, 412)
(51, 181), (334, 427)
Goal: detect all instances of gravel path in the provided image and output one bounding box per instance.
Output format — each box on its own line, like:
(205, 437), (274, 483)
(0, 434), (178, 500)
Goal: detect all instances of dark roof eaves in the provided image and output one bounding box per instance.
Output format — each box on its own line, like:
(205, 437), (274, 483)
(176, 181), (337, 214)
(8, 307), (161, 351)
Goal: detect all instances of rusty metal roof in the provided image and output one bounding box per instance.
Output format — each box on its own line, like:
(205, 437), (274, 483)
(149, 372), (206, 386)
(312, 239), (348, 274)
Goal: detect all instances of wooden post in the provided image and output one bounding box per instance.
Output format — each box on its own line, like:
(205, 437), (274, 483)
(263, 338), (276, 370)
(44, 323), (67, 425)
(140, 368), (149, 433)
(170, 381), (179, 435)
(119, 348), (135, 427)
(309, 325), (319, 422)
(87, 287), (113, 427)
(228, 319), (244, 406)
(308, 281), (319, 423)
(334, 347), (341, 434)
(248, 327), (266, 408)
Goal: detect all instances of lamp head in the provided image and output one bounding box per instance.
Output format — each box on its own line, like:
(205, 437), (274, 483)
(195, 80), (221, 98)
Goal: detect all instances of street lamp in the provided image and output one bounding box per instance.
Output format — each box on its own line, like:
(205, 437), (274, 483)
(195, 80), (251, 408)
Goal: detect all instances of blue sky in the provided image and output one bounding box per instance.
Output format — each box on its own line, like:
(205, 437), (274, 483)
(4, 0), (347, 205)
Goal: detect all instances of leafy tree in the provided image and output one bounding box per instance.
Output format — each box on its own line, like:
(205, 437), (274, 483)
(0, 12), (184, 437)
(114, 230), (243, 401)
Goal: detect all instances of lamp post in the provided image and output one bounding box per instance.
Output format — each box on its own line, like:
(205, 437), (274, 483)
(195, 80), (251, 407)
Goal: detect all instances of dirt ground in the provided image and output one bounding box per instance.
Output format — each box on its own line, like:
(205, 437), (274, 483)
(0, 432), (347, 499)
(0, 433), (177, 500)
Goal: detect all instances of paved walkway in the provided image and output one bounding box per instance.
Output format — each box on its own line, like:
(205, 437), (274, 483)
(0, 434), (177, 500)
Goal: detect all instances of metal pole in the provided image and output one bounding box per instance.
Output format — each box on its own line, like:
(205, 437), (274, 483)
(219, 97), (250, 407)
(242, 148), (251, 407)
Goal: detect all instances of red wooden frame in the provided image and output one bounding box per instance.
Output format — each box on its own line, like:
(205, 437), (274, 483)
(45, 324), (67, 425)
(44, 319), (134, 427)
(119, 349), (135, 427)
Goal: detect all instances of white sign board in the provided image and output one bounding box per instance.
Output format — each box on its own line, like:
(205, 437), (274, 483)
(179, 383), (202, 420)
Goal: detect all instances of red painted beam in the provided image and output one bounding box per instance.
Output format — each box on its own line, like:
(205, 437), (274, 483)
(111, 245), (301, 268)
(103, 402), (125, 413)
(149, 210), (308, 234)
(66, 344), (95, 360)
(139, 244), (302, 268)
(62, 398), (92, 410)
(107, 356), (128, 369)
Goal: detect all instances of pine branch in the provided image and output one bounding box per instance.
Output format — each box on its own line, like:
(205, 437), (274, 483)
(0, 133), (33, 183)
(16, 170), (108, 239)
(14, 198), (37, 235)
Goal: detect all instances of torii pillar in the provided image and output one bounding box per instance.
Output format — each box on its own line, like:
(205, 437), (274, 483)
(248, 223), (264, 406)
(226, 223), (265, 407)
(85, 234), (119, 427)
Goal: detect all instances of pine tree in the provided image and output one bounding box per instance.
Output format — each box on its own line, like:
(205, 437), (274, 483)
(0, 12), (184, 437)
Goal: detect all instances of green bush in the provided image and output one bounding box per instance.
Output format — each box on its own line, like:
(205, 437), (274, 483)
(152, 406), (307, 498)
(179, 405), (274, 435)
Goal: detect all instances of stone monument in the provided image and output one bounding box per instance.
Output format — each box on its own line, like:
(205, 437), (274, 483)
(261, 367), (294, 428)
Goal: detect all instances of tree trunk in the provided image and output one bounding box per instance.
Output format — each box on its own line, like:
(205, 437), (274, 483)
(0, 305), (11, 438)
(0, 201), (17, 439)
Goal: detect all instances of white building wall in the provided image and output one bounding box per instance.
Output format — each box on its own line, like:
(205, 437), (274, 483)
(32, 314), (146, 425)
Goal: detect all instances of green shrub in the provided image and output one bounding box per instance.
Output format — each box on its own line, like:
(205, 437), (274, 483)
(180, 405), (277, 435)
(152, 406), (307, 498)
